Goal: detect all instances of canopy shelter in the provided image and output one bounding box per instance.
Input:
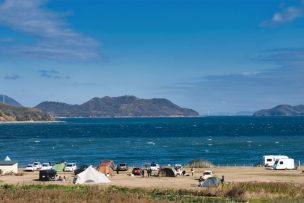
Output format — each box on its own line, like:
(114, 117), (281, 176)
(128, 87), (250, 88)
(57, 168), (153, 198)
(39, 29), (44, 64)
(74, 166), (111, 184)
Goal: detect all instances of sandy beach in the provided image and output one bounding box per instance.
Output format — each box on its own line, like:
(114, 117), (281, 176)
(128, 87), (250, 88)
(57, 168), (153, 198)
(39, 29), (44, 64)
(1, 166), (303, 189)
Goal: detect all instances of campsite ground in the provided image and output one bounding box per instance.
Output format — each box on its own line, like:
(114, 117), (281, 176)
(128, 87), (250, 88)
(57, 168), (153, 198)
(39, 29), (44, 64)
(1, 166), (304, 188)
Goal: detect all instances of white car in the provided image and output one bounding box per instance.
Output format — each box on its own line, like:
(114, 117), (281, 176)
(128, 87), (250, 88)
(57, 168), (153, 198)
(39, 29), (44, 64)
(41, 163), (52, 170)
(64, 163), (77, 172)
(150, 163), (160, 171)
(174, 164), (184, 175)
(202, 170), (214, 180)
(25, 164), (37, 171)
(33, 162), (42, 170)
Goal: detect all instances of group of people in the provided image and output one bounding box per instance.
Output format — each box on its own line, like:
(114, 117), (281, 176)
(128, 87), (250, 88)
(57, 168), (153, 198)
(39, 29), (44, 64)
(55, 174), (67, 181)
(141, 168), (153, 177)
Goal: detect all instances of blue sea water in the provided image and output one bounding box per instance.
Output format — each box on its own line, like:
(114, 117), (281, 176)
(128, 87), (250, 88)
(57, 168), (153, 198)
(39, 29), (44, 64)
(0, 117), (303, 167)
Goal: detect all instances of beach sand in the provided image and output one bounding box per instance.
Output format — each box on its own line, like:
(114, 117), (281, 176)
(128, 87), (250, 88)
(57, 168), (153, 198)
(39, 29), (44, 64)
(1, 166), (304, 189)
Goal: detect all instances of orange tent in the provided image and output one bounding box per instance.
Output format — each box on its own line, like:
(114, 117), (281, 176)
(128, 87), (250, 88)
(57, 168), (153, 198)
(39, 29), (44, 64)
(97, 160), (115, 176)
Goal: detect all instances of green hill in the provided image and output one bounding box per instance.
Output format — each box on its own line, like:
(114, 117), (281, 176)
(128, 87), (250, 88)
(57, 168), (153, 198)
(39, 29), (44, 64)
(0, 103), (52, 122)
(36, 95), (199, 117)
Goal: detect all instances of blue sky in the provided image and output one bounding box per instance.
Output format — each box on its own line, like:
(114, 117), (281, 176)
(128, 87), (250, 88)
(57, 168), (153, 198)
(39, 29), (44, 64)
(1, 0), (304, 114)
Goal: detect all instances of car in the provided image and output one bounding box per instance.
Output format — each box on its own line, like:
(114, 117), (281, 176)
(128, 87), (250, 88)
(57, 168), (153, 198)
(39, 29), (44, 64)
(202, 170), (213, 180)
(174, 164), (184, 175)
(150, 162), (160, 171)
(74, 165), (89, 175)
(39, 169), (57, 181)
(41, 163), (52, 170)
(132, 167), (142, 175)
(117, 163), (128, 171)
(25, 164), (37, 172)
(33, 162), (42, 170)
(64, 163), (77, 172)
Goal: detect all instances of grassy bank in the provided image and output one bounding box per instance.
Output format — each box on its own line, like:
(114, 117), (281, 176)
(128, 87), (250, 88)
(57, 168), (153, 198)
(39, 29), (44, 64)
(0, 182), (304, 203)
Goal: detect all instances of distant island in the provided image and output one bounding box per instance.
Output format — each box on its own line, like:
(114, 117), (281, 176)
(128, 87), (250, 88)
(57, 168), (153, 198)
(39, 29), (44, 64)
(0, 102), (52, 122)
(35, 95), (199, 117)
(253, 105), (304, 116)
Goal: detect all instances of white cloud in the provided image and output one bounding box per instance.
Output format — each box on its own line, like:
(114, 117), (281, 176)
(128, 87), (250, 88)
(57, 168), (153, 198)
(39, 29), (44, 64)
(262, 1), (304, 27)
(0, 0), (100, 60)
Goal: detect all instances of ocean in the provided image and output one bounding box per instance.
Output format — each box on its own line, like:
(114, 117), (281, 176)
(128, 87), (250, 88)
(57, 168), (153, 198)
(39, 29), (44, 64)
(0, 117), (303, 167)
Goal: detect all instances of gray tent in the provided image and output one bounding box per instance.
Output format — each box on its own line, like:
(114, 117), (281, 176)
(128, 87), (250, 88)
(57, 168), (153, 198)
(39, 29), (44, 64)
(201, 177), (221, 188)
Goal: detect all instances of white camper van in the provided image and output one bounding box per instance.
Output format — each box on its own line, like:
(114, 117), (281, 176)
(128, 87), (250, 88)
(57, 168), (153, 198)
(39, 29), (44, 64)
(273, 158), (295, 170)
(263, 155), (289, 167)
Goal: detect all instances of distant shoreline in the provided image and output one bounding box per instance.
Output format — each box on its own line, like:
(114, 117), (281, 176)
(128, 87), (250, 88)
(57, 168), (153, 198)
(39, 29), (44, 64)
(55, 115), (201, 119)
(0, 120), (63, 124)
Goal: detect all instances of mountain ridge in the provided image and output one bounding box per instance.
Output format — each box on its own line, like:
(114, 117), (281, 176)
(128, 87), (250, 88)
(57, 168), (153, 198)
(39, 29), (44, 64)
(35, 95), (199, 117)
(0, 95), (22, 107)
(253, 104), (304, 116)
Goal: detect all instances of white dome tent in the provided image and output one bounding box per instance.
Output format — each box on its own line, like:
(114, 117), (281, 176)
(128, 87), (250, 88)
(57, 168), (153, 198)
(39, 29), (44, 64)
(74, 165), (111, 184)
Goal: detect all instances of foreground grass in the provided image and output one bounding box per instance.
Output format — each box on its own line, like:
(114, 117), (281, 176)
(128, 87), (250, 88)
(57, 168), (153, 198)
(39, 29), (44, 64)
(0, 182), (304, 202)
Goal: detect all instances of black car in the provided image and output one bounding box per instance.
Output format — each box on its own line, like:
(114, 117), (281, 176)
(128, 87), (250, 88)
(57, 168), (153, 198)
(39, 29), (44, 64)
(74, 165), (89, 175)
(39, 169), (57, 181)
(117, 163), (128, 171)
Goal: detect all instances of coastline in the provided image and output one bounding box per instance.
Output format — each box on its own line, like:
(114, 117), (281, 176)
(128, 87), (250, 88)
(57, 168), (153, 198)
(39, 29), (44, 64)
(0, 120), (63, 124)
(1, 166), (304, 202)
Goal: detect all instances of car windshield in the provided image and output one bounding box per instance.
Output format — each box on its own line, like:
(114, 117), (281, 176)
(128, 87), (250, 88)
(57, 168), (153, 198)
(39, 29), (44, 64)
(27, 164), (32, 167)
(120, 164), (126, 166)
(42, 164), (49, 166)
(151, 164), (157, 166)
(204, 172), (211, 175)
(33, 163), (39, 165)
(67, 164), (73, 167)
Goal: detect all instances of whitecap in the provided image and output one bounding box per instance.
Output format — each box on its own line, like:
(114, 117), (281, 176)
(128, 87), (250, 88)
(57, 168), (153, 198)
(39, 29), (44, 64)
(275, 141), (279, 144)
(147, 142), (156, 145)
(208, 138), (212, 141)
(208, 143), (213, 146)
(34, 140), (40, 143)
(247, 140), (252, 143)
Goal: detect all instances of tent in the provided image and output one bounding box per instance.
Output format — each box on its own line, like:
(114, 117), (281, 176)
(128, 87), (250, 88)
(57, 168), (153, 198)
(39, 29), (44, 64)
(97, 161), (114, 176)
(0, 156), (18, 175)
(201, 177), (221, 188)
(158, 166), (177, 177)
(52, 162), (65, 172)
(74, 166), (111, 184)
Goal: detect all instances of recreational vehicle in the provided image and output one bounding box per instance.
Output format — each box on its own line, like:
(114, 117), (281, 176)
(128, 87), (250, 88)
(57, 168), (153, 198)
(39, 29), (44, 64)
(263, 155), (288, 167)
(273, 158), (295, 170)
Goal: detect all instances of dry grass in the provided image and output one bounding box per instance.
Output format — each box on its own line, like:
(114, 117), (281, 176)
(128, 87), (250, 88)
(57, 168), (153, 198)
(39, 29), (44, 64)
(1, 182), (304, 203)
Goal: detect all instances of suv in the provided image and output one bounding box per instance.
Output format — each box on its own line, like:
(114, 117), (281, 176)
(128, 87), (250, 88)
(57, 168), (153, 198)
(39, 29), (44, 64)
(117, 163), (128, 171)
(132, 167), (142, 175)
(64, 163), (77, 172)
(202, 170), (213, 180)
(150, 162), (160, 171)
(33, 162), (42, 170)
(39, 169), (57, 181)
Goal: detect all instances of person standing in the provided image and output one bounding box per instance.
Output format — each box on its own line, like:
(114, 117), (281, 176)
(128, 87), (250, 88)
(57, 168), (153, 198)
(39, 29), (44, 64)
(147, 168), (152, 177)
(141, 169), (145, 178)
(191, 167), (194, 176)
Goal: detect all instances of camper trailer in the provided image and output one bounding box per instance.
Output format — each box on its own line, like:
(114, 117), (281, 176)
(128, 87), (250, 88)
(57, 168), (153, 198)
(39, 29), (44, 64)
(273, 158), (295, 170)
(263, 155), (288, 167)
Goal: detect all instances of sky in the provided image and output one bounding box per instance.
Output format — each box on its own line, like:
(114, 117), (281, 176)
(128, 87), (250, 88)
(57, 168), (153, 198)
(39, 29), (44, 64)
(0, 0), (304, 115)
